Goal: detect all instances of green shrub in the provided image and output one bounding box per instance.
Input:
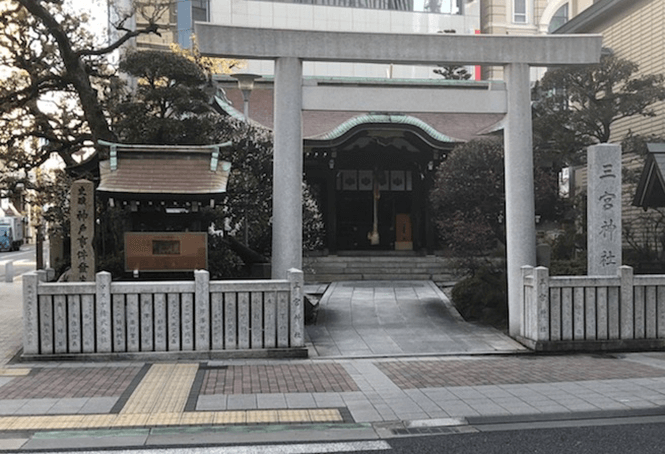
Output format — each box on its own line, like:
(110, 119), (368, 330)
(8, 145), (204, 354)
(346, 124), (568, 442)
(97, 253), (125, 280)
(451, 266), (507, 330)
(549, 258), (587, 276)
(207, 234), (246, 279)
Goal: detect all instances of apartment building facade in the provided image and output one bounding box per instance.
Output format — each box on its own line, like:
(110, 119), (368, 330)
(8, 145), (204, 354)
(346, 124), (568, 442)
(480, 0), (594, 79)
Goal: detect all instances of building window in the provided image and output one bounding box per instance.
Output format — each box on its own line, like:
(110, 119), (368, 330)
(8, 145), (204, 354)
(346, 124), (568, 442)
(192, 0), (209, 23)
(177, 0), (209, 48)
(513, 0), (527, 23)
(271, 0), (415, 11)
(548, 3), (569, 33)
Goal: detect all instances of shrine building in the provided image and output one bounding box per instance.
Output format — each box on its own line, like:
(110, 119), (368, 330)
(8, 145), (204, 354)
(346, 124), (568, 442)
(214, 77), (504, 254)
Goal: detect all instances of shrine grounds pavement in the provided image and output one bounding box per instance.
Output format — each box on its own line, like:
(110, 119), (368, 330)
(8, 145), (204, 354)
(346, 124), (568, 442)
(5, 278), (665, 450)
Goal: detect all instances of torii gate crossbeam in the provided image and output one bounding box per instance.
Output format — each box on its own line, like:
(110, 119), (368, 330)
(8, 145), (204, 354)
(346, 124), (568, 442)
(195, 23), (602, 337)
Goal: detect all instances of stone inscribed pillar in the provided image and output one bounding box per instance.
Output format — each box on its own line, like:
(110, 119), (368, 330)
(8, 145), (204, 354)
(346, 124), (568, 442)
(587, 144), (622, 276)
(70, 180), (95, 281)
(288, 268), (305, 347)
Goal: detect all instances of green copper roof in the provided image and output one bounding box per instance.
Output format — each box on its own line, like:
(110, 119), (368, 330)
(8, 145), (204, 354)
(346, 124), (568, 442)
(317, 114), (456, 143)
(214, 95), (245, 121)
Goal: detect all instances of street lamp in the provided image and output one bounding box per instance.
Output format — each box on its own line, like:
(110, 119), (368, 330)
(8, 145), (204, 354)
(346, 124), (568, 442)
(231, 73), (261, 121)
(230, 73), (261, 246)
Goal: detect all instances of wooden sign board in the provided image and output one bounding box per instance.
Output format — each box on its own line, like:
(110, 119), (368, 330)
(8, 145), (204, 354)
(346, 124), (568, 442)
(125, 232), (207, 272)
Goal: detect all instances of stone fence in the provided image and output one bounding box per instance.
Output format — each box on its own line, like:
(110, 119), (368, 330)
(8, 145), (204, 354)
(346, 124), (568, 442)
(22, 269), (306, 359)
(521, 265), (665, 351)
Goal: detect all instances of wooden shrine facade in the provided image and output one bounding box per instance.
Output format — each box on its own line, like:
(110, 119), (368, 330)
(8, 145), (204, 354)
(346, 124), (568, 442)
(303, 114), (459, 253)
(96, 141), (232, 272)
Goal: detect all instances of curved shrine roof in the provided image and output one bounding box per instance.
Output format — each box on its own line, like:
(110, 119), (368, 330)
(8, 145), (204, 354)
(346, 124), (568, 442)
(97, 142), (232, 199)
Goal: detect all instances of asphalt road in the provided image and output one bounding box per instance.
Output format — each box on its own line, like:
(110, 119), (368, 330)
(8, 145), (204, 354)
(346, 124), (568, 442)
(9, 419), (665, 454)
(0, 244), (36, 281)
(383, 422), (665, 454)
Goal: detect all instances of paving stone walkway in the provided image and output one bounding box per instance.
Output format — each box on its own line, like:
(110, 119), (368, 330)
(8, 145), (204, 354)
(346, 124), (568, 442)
(306, 281), (525, 357)
(375, 356), (665, 388)
(200, 363), (359, 394)
(0, 278), (23, 367)
(0, 366), (142, 399)
(3, 355), (665, 425)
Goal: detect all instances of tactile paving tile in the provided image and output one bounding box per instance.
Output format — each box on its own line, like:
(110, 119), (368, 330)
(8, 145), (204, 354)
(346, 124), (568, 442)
(0, 369), (30, 377)
(120, 363), (198, 415)
(0, 408), (343, 431)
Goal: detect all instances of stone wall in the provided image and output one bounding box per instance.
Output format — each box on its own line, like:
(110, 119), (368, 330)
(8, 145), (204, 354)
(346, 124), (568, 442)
(22, 269), (306, 359)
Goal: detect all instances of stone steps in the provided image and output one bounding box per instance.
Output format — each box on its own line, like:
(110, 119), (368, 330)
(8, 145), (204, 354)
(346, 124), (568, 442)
(304, 255), (462, 286)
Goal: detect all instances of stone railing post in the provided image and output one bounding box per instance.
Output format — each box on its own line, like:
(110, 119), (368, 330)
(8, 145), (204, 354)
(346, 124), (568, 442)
(620, 265), (634, 339)
(22, 271), (43, 355)
(4, 261), (14, 283)
(96, 271), (112, 353)
(195, 270), (210, 350)
(287, 268), (304, 347)
(534, 266), (550, 342)
(521, 266), (534, 339)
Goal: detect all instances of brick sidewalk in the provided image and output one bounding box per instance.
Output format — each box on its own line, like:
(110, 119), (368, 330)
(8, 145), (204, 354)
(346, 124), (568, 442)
(200, 363), (359, 394)
(1, 353), (665, 451)
(0, 366), (143, 399)
(0, 280), (24, 367)
(376, 356), (665, 389)
(2, 354), (665, 418)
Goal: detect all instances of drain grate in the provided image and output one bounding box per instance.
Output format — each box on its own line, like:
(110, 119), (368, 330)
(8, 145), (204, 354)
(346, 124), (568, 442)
(198, 364), (229, 370)
(341, 282), (426, 288)
(391, 426), (461, 436)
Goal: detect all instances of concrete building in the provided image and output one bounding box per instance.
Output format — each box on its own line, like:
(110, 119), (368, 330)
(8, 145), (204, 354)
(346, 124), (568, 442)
(481, 0), (594, 36)
(139, 0), (481, 80)
(480, 0), (594, 79)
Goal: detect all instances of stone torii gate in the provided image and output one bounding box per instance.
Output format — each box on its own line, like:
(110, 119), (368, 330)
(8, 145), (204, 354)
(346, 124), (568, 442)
(195, 24), (602, 337)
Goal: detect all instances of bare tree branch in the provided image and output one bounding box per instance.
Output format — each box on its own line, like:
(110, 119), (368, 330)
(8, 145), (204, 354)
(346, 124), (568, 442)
(78, 23), (161, 57)
(17, 0), (118, 148)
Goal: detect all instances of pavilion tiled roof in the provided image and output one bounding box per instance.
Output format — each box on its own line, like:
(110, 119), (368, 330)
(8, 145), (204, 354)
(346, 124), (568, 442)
(97, 142), (232, 199)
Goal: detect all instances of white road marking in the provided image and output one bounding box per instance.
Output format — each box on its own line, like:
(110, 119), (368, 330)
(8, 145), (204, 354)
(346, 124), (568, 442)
(12, 259), (35, 265)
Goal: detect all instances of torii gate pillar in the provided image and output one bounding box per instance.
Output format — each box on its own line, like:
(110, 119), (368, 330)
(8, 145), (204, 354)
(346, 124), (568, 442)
(504, 63), (537, 336)
(272, 57), (304, 278)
